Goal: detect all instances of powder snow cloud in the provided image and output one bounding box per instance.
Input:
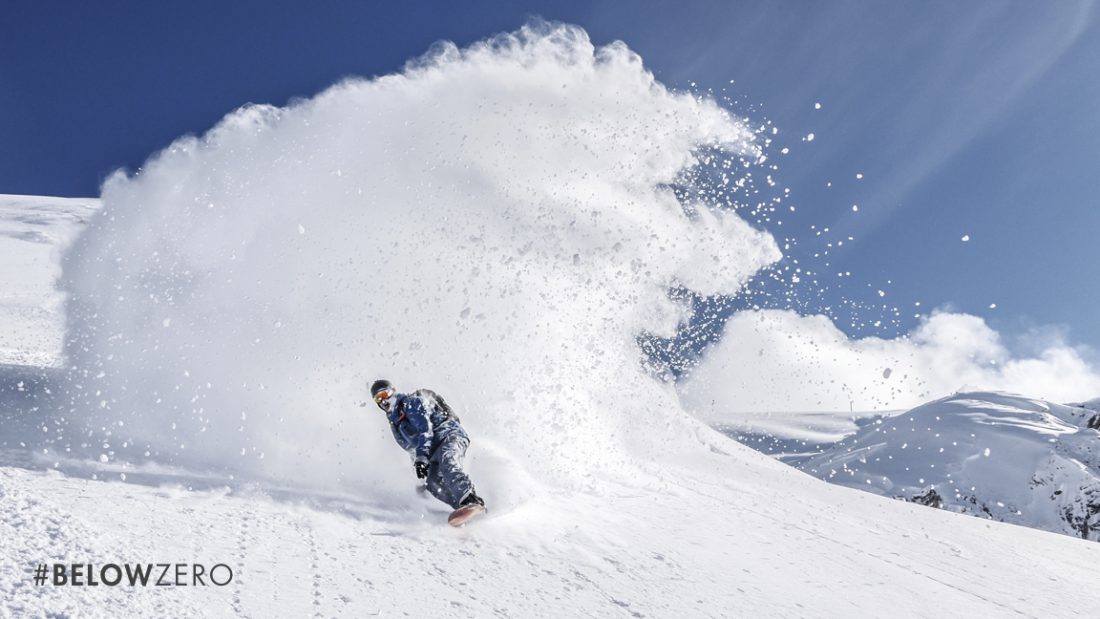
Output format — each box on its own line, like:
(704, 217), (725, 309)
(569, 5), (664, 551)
(60, 23), (779, 496)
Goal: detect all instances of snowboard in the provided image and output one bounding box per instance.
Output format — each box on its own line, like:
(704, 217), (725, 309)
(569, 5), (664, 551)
(447, 503), (486, 527)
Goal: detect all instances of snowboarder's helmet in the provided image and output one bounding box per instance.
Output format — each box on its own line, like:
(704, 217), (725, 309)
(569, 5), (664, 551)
(370, 379), (393, 397)
(371, 379), (396, 411)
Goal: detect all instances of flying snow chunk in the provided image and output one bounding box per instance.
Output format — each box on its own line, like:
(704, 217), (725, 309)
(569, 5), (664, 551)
(855, 173), (864, 180)
(852, 204), (859, 212)
(814, 102), (822, 110)
(805, 133), (815, 142)
(989, 303), (997, 309)
(961, 234), (970, 242)
(297, 224), (306, 235)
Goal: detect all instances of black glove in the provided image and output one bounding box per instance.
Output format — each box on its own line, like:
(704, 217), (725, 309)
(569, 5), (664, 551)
(414, 460), (429, 480)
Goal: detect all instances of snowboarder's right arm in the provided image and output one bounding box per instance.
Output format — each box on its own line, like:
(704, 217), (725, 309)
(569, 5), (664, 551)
(401, 396), (435, 464)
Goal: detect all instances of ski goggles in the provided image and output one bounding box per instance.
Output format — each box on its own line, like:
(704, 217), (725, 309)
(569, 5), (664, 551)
(373, 389), (395, 406)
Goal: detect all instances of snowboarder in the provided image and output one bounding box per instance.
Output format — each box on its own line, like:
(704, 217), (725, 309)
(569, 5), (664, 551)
(370, 379), (486, 525)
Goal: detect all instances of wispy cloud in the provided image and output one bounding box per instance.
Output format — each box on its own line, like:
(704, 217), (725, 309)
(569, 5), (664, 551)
(680, 308), (1100, 418)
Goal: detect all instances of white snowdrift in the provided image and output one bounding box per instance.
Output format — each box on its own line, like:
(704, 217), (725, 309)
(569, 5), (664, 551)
(797, 391), (1100, 541)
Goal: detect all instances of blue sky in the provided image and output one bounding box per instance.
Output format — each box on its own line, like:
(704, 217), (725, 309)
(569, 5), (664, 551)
(2, 0), (1098, 350)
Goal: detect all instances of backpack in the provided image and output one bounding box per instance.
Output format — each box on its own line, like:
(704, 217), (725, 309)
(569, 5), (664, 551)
(406, 388), (461, 424)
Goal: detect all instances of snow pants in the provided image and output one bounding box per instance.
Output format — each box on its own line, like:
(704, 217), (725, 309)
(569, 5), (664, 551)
(425, 434), (475, 509)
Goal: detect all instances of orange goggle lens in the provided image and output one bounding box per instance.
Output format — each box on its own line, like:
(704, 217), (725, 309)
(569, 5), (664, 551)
(374, 390), (394, 404)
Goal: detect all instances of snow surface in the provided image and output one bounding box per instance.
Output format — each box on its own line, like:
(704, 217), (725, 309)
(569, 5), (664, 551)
(0, 195), (97, 367)
(4, 440), (1100, 618)
(3, 23), (1100, 617)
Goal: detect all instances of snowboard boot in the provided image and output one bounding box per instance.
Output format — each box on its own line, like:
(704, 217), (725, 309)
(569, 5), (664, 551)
(448, 490), (487, 527)
(460, 491), (485, 508)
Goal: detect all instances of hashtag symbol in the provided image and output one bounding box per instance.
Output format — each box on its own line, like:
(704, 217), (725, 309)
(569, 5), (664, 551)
(33, 564), (48, 586)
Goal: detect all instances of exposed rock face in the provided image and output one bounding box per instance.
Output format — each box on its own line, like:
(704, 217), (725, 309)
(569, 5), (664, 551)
(908, 488), (944, 509)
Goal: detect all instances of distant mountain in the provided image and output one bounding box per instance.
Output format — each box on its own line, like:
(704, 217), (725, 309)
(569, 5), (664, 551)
(794, 391), (1100, 540)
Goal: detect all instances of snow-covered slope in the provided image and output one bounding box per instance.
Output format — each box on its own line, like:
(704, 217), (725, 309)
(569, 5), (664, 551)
(0, 195), (98, 366)
(795, 391), (1100, 541)
(3, 402), (1099, 617)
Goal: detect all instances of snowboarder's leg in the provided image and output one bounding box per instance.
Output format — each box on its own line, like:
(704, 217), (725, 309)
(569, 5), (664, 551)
(424, 449), (455, 507)
(435, 435), (475, 509)
(424, 458), (448, 504)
